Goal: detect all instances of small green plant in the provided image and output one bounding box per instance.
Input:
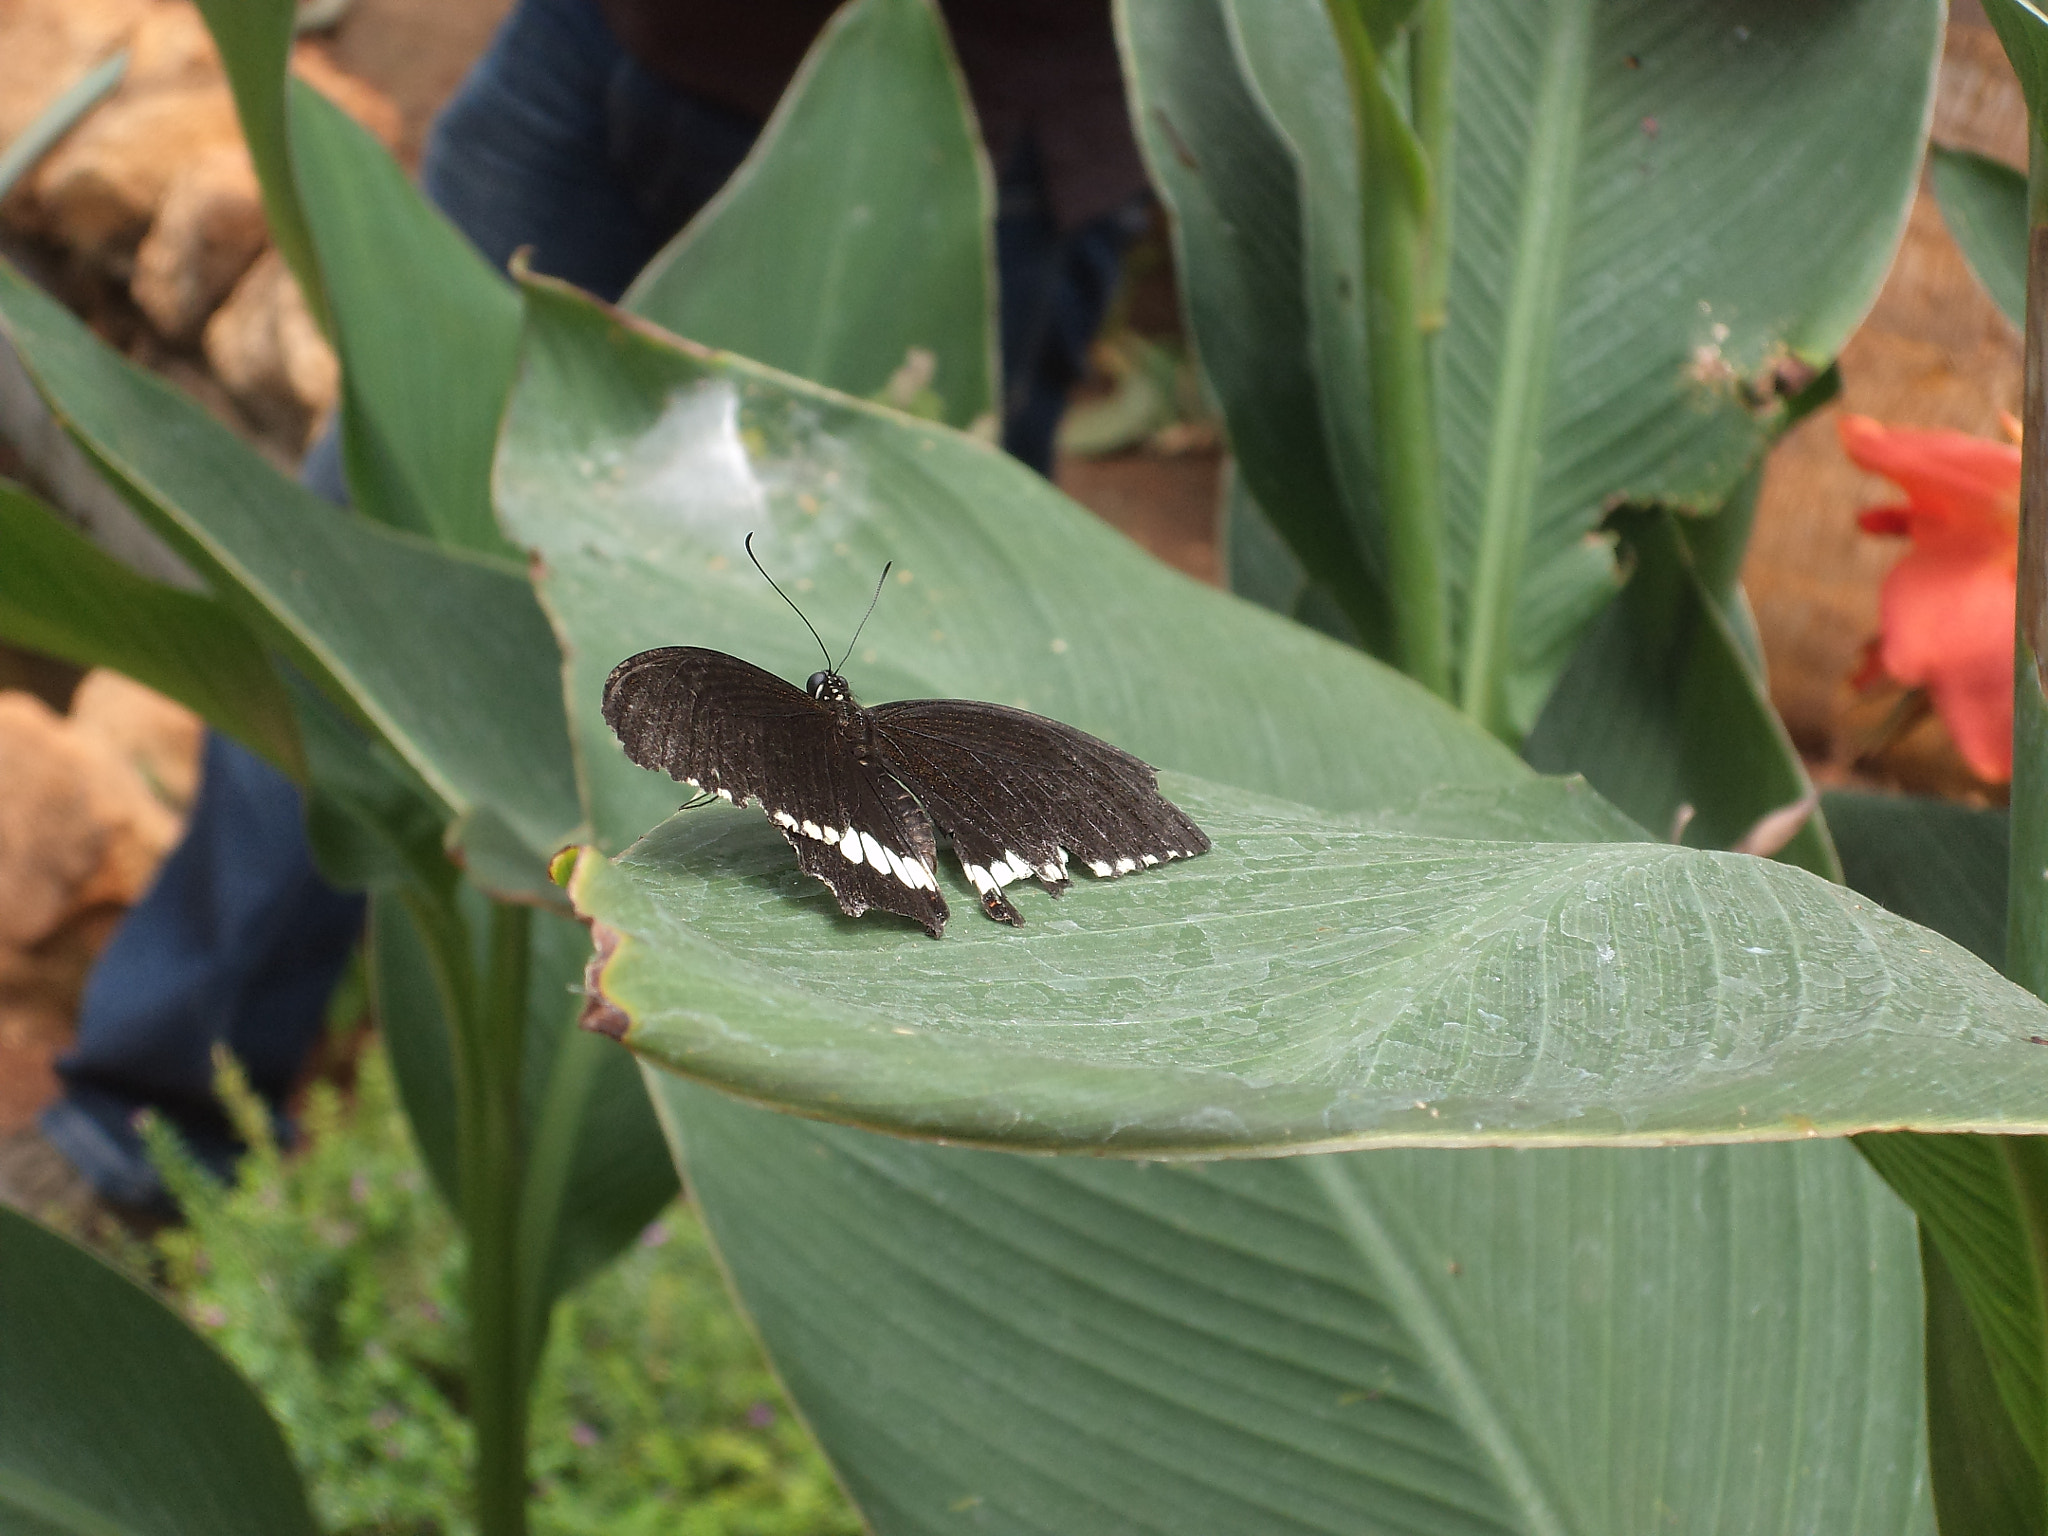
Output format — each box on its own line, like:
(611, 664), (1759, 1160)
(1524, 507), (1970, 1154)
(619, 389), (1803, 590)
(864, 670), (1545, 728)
(145, 1049), (857, 1536)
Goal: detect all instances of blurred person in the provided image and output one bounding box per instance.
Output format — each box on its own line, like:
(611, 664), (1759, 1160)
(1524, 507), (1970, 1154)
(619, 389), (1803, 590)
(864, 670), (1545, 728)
(44, 0), (1149, 1208)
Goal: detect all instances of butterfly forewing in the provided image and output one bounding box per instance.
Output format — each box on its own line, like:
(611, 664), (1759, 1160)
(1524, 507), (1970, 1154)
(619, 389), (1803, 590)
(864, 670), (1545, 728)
(869, 699), (1209, 920)
(603, 648), (949, 935)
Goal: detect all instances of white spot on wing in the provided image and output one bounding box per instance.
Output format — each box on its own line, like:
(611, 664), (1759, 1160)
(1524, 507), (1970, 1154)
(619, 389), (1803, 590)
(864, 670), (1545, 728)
(1115, 857), (1137, 874)
(966, 864), (995, 895)
(860, 831), (890, 872)
(773, 810), (797, 829)
(839, 832), (863, 862)
(715, 787), (733, 802)
(1141, 854), (1159, 866)
(1087, 860), (1113, 877)
(801, 820), (822, 840)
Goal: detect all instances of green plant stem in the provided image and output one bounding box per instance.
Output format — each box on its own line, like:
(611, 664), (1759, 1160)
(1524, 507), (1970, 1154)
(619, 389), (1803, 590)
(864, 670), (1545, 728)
(404, 884), (532, 1536)
(463, 899), (532, 1536)
(1409, 0), (1454, 335)
(1326, 1), (1452, 699)
(2011, 114), (2048, 1517)
(2012, 118), (2048, 1006)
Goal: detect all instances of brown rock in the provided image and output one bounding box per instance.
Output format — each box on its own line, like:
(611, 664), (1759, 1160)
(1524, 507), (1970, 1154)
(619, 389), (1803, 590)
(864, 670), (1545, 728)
(203, 248), (339, 446)
(30, 80), (243, 260)
(0, 0), (150, 151)
(0, 905), (121, 1020)
(68, 670), (202, 814)
(130, 141), (266, 340)
(0, 694), (106, 952)
(0, 683), (189, 955)
(124, 0), (221, 91)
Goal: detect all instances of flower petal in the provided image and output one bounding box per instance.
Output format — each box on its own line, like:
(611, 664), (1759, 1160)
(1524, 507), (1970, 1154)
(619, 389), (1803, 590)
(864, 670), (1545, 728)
(1838, 413), (2019, 543)
(1875, 545), (2015, 781)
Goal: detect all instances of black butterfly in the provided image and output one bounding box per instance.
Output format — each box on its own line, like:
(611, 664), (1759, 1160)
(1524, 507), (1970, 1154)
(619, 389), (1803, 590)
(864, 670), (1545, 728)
(601, 543), (1208, 938)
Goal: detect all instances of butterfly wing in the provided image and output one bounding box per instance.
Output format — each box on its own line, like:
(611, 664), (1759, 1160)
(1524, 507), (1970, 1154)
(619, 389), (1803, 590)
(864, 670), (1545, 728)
(868, 699), (1208, 925)
(603, 648), (948, 936)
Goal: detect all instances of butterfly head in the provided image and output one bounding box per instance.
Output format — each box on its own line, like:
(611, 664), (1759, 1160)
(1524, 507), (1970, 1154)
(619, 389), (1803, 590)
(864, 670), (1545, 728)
(807, 670), (855, 706)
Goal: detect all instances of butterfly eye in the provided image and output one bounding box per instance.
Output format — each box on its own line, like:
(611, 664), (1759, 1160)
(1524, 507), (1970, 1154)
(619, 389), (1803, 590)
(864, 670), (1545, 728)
(806, 671), (831, 697)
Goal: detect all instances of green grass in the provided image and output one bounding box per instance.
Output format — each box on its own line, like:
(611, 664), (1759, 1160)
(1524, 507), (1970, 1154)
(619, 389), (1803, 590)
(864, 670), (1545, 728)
(145, 1045), (861, 1536)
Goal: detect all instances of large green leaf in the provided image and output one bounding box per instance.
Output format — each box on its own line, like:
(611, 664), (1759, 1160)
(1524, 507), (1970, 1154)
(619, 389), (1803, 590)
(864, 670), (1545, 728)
(500, 273), (1519, 859)
(0, 480), (302, 775)
(195, 3), (528, 557)
(651, 1077), (1932, 1536)
(287, 82), (524, 557)
(1922, 1233), (2040, 1535)
(577, 767), (2048, 1151)
(1524, 508), (1837, 880)
(1134, 0), (1938, 733)
(1929, 143), (2029, 332)
(1828, 790), (2009, 971)
(1115, 0), (1393, 653)
(1857, 1133), (2045, 1497)
(0, 258), (581, 873)
(626, 0), (995, 428)
(506, 277), (2048, 1152)
(0, 1206), (317, 1536)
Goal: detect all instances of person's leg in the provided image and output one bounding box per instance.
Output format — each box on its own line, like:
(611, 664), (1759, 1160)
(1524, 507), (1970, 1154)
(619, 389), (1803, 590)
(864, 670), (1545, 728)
(422, 0), (760, 303)
(420, 0), (661, 300)
(994, 140), (1147, 476)
(42, 736), (363, 1207)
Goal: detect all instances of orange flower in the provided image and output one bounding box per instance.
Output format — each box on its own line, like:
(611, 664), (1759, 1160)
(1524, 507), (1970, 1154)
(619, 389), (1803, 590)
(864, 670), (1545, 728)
(1838, 413), (2017, 781)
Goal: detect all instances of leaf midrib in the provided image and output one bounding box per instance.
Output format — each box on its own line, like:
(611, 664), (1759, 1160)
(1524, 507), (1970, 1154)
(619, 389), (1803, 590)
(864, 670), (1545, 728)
(1307, 1156), (1573, 1536)
(1457, 0), (1594, 731)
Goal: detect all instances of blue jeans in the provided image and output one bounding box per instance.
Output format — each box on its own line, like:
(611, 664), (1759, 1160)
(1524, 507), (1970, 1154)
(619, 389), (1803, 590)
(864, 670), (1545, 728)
(51, 0), (1135, 1204)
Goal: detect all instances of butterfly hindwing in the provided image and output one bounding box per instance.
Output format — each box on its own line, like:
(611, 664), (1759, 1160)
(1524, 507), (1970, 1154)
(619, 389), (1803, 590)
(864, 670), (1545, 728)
(603, 648), (948, 935)
(868, 699), (1209, 922)
(768, 740), (948, 937)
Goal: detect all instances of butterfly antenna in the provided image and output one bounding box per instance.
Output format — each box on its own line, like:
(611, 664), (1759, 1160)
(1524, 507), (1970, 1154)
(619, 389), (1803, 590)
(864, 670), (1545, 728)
(837, 559), (893, 672)
(745, 532), (833, 672)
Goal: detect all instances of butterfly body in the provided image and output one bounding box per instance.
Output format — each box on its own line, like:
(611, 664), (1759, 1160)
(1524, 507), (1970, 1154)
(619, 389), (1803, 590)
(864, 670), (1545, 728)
(602, 646), (1209, 937)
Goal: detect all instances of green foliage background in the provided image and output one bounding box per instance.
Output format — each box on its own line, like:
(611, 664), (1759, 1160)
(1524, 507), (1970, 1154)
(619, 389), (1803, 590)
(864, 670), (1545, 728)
(146, 1052), (856, 1536)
